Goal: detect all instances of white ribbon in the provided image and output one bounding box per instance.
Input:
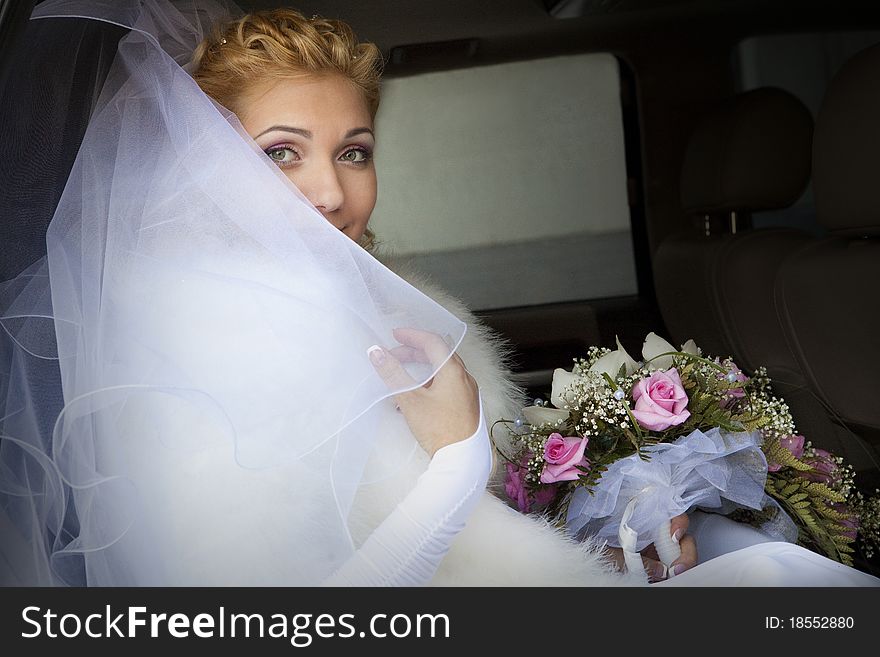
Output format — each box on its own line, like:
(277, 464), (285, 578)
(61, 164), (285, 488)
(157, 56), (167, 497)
(618, 497), (649, 584)
(617, 490), (682, 582)
(652, 518), (681, 568)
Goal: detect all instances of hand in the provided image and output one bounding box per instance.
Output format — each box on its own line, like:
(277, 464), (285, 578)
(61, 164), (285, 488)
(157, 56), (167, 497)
(368, 327), (480, 457)
(606, 513), (698, 582)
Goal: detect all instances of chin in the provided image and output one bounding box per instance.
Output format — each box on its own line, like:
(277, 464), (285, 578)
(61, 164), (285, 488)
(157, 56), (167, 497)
(351, 227), (374, 250)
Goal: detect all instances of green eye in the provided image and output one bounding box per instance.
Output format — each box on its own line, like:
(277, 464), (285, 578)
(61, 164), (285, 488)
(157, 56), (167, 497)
(266, 146), (298, 166)
(341, 148), (370, 163)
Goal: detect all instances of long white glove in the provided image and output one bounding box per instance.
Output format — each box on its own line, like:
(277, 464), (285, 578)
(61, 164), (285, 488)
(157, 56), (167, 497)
(323, 400), (492, 586)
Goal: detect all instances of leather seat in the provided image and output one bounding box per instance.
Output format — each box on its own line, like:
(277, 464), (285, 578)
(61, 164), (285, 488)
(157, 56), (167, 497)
(774, 44), (880, 485)
(654, 87), (813, 359)
(700, 94), (819, 458)
(715, 226), (861, 476)
(652, 87), (872, 478)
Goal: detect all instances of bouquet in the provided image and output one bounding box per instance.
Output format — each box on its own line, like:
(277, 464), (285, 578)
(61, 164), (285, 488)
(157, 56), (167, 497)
(498, 333), (880, 569)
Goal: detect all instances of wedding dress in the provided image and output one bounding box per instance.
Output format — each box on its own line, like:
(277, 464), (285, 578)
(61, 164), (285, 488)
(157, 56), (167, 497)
(0, 0), (876, 588)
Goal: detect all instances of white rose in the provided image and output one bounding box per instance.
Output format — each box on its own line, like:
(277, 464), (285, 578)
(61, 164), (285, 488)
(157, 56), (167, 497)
(642, 332), (701, 370)
(522, 405), (570, 427)
(550, 367), (580, 409)
(641, 332), (678, 370)
(588, 336), (638, 379)
(681, 338), (699, 356)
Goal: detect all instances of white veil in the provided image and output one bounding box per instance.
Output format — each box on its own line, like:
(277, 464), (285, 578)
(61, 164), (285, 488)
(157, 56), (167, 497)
(0, 0), (466, 585)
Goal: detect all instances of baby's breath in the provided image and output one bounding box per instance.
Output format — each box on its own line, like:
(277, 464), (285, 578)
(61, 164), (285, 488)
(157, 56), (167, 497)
(501, 340), (880, 569)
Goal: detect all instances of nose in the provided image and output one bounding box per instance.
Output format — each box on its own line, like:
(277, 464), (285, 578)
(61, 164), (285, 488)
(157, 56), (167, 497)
(297, 159), (344, 219)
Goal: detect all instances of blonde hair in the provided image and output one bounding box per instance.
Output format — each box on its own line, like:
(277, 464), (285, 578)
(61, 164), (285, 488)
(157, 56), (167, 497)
(191, 8), (383, 250)
(191, 9), (382, 116)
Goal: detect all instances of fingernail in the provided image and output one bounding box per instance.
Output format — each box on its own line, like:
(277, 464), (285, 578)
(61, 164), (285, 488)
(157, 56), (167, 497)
(651, 563), (668, 581)
(672, 528), (683, 544)
(670, 563), (687, 577)
(367, 345), (385, 366)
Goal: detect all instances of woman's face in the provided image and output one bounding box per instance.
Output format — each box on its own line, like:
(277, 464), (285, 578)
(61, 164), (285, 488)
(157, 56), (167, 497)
(238, 74), (376, 242)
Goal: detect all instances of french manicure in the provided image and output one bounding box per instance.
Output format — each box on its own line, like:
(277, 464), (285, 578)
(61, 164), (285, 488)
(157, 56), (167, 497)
(672, 528), (683, 544)
(651, 563), (668, 581)
(367, 345), (385, 366)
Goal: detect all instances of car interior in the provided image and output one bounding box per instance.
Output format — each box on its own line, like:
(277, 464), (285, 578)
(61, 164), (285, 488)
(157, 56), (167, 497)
(1, 0), (879, 574)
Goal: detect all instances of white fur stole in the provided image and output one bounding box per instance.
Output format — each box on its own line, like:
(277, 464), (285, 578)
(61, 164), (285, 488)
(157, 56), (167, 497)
(348, 253), (643, 587)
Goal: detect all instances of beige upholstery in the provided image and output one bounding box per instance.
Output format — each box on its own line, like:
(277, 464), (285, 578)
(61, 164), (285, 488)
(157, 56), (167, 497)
(654, 233), (732, 357)
(680, 88), (813, 215)
(774, 44), (880, 483)
(654, 87), (813, 360)
(652, 83), (880, 480)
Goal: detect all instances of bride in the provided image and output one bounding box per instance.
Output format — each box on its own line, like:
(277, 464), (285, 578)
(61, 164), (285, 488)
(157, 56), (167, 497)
(0, 0), (876, 587)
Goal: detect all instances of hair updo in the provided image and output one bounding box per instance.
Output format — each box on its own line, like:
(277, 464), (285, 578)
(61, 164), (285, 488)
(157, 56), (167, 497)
(190, 8), (383, 251)
(191, 8), (383, 119)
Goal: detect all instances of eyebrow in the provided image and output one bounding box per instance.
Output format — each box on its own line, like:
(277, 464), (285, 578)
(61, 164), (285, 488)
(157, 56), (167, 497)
(254, 125), (374, 140)
(344, 127), (374, 139)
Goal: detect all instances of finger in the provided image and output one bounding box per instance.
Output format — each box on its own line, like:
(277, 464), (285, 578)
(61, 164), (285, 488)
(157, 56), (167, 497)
(669, 513), (690, 543)
(669, 534), (698, 577)
(388, 345), (431, 365)
(367, 344), (417, 391)
(604, 547), (626, 571)
(640, 543), (659, 562)
(389, 343), (468, 385)
(387, 345), (443, 389)
(641, 555), (668, 583)
(391, 327), (456, 370)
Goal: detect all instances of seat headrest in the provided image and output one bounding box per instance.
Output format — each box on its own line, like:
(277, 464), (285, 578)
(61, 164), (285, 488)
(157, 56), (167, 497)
(680, 87), (813, 215)
(813, 43), (880, 237)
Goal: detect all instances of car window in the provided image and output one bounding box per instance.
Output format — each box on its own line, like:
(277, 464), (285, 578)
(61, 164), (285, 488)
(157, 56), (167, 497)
(372, 52), (635, 311)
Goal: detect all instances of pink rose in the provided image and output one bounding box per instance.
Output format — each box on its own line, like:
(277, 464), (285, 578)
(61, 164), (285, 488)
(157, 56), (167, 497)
(540, 433), (589, 484)
(533, 483), (557, 508)
(505, 458), (556, 513)
(800, 448), (839, 485)
(831, 502), (859, 541)
(767, 434), (805, 472)
(505, 462), (530, 512)
(630, 368), (691, 431)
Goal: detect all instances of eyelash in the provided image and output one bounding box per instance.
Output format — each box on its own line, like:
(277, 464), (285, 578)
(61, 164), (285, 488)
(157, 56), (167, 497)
(264, 144), (373, 169)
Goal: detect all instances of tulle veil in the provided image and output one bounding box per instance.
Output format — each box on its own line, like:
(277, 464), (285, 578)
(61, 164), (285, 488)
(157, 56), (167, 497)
(0, 0), (466, 585)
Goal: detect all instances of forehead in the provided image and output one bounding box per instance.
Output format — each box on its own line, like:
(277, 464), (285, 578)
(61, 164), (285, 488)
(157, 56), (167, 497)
(238, 73), (372, 132)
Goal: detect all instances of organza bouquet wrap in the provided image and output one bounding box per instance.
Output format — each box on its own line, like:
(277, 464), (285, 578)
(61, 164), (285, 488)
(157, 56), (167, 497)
(566, 427), (769, 553)
(500, 332), (880, 573)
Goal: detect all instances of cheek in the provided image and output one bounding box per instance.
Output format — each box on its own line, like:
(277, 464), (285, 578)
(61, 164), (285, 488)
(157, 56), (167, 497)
(343, 169), (377, 233)
(281, 169), (305, 192)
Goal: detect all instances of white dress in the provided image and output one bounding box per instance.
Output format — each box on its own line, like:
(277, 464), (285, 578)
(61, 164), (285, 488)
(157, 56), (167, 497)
(658, 512), (879, 586)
